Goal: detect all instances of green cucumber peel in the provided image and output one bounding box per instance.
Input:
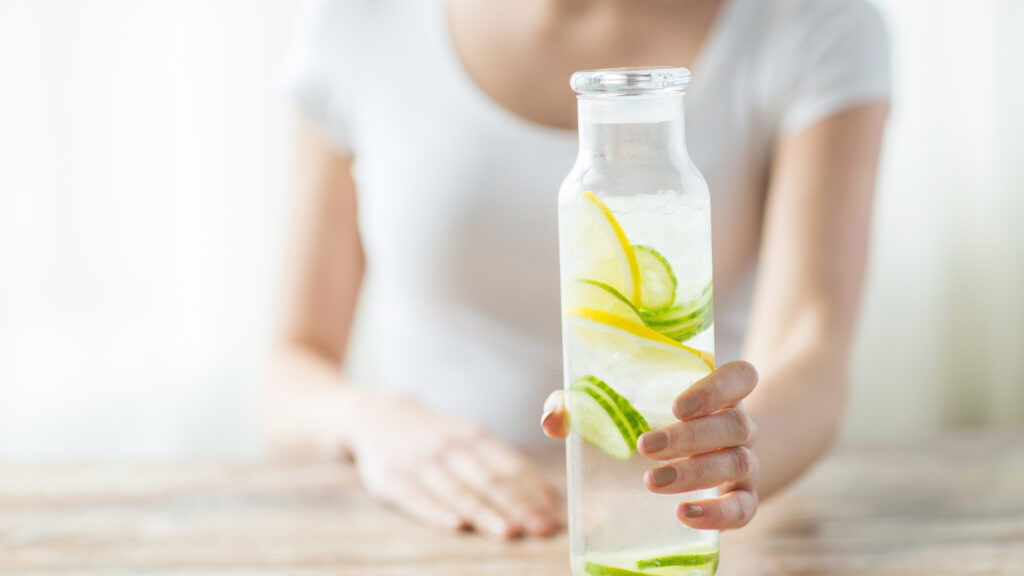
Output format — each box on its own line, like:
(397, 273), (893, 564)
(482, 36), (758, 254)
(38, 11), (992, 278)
(636, 551), (719, 571)
(633, 245), (677, 312)
(584, 562), (650, 576)
(568, 378), (636, 459)
(577, 375), (650, 442)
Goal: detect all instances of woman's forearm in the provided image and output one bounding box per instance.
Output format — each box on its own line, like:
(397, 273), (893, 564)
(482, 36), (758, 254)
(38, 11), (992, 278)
(261, 344), (371, 459)
(743, 343), (848, 499)
(739, 105), (887, 498)
(264, 123), (367, 460)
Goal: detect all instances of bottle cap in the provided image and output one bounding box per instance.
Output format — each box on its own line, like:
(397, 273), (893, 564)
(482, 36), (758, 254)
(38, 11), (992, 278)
(570, 67), (692, 96)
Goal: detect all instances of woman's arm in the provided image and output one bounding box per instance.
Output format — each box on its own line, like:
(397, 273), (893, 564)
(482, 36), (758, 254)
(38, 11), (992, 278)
(261, 117), (365, 458)
(262, 118), (561, 537)
(743, 102), (889, 497)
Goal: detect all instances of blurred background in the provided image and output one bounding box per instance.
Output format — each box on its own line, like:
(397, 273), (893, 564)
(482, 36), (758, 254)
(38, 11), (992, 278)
(0, 0), (1021, 462)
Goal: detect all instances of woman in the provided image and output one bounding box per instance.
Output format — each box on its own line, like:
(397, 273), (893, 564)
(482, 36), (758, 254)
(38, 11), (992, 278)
(264, 0), (890, 539)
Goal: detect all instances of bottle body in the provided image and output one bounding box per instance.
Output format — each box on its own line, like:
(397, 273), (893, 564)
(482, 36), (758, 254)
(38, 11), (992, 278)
(558, 69), (718, 575)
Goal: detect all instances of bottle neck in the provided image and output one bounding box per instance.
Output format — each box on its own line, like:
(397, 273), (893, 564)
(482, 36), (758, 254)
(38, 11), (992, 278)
(577, 94), (687, 161)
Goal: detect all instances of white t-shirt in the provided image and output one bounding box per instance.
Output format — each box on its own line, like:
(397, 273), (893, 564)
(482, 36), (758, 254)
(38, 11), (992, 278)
(284, 0), (890, 445)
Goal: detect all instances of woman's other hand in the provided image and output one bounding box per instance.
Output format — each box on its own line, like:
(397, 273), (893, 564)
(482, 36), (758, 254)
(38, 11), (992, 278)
(352, 391), (561, 539)
(541, 361), (759, 530)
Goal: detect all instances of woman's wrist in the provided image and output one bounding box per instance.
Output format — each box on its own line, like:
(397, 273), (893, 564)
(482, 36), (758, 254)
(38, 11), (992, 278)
(331, 385), (391, 456)
(263, 346), (394, 459)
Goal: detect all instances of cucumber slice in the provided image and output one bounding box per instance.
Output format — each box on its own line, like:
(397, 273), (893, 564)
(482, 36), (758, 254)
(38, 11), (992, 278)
(568, 378), (636, 460)
(584, 562), (649, 576)
(577, 375), (650, 443)
(634, 245), (677, 312)
(642, 282), (711, 326)
(641, 281), (713, 343)
(570, 280), (644, 325)
(636, 551), (719, 573)
(642, 302), (704, 328)
(659, 309), (713, 344)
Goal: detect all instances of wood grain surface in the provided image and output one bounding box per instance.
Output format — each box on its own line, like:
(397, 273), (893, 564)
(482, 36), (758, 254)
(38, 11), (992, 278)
(1, 431), (1022, 575)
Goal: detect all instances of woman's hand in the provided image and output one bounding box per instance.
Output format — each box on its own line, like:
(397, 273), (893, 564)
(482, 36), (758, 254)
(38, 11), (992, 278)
(350, 391), (561, 539)
(541, 361), (759, 530)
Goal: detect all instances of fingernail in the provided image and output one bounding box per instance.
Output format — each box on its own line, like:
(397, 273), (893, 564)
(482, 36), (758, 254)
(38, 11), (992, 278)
(650, 466), (677, 487)
(675, 395), (701, 419)
(449, 515), (469, 530)
(684, 504), (704, 518)
(641, 431), (668, 453)
(541, 409), (554, 428)
(501, 521), (523, 540)
(525, 514), (557, 537)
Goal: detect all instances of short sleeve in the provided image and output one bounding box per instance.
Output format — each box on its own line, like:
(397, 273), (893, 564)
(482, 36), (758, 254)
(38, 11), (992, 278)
(281, 0), (360, 152)
(777, 0), (891, 135)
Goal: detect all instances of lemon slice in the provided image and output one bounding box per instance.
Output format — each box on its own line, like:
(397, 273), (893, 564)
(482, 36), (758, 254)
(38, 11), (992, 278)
(567, 191), (642, 304)
(567, 307), (715, 372)
(569, 280), (644, 324)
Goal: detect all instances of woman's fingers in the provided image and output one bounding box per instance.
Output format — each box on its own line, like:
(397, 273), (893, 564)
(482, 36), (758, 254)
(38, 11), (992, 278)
(643, 446), (759, 494)
(630, 362), (760, 529)
(638, 408), (756, 460)
(676, 484), (759, 531)
(475, 439), (562, 528)
(418, 463), (522, 539)
(543, 363), (756, 439)
(390, 480), (469, 532)
(472, 438), (556, 505)
(541, 390), (568, 439)
(446, 446), (559, 537)
(671, 361), (758, 421)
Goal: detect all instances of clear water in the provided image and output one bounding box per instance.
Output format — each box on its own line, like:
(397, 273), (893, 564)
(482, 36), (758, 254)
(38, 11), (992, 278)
(559, 190), (717, 575)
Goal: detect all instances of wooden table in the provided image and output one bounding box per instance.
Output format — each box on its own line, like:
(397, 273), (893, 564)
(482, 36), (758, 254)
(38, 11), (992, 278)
(1, 432), (1022, 575)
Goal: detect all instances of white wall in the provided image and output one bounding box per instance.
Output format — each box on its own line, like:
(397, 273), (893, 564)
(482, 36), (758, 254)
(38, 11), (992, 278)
(0, 0), (298, 460)
(0, 0), (1021, 461)
(844, 0), (1024, 440)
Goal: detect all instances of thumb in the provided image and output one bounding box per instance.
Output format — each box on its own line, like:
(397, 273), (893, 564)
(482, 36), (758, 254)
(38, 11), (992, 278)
(541, 390), (568, 439)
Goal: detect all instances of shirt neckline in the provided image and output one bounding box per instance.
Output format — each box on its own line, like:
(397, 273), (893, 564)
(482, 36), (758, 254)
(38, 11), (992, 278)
(433, 0), (737, 137)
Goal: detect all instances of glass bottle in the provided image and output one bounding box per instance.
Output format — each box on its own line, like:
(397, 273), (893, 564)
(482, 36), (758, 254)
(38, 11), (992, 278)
(558, 67), (718, 575)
